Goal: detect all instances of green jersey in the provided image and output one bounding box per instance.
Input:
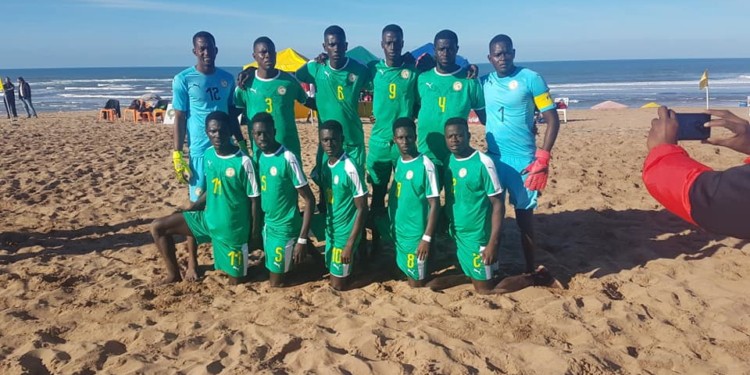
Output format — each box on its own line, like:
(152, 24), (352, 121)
(199, 147), (260, 245)
(234, 71), (308, 158)
(296, 59), (370, 146)
(320, 152), (368, 245)
(259, 145), (308, 236)
(388, 154), (439, 242)
(369, 60), (420, 143)
(416, 68), (485, 165)
(445, 150), (502, 244)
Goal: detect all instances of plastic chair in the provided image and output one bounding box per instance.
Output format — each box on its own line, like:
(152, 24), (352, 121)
(555, 97), (569, 123)
(98, 108), (116, 122)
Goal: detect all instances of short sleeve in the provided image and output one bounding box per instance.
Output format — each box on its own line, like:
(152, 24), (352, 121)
(234, 87), (246, 109)
(470, 78), (485, 110)
(295, 62), (315, 84)
(227, 78), (236, 107)
(290, 75), (308, 105)
(285, 151), (308, 188)
(478, 153), (503, 197)
(242, 156), (260, 197)
(529, 73), (554, 112)
(344, 159), (368, 198)
(422, 157), (439, 198)
(172, 74), (189, 112)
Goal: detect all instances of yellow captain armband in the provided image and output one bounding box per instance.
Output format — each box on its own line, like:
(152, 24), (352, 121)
(533, 92), (554, 111)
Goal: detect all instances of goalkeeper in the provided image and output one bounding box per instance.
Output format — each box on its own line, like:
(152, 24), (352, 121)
(481, 34), (560, 274)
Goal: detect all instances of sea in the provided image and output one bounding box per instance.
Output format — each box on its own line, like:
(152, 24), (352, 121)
(1, 58), (749, 112)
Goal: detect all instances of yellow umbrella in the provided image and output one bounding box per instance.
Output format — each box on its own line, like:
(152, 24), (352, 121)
(641, 102), (661, 108)
(243, 47), (309, 71)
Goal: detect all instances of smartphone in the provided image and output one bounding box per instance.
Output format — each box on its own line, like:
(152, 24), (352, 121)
(675, 113), (711, 141)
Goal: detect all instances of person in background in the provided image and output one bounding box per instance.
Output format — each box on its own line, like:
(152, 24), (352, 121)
(3, 77), (17, 119)
(643, 106), (750, 239)
(17, 77), (37, 118)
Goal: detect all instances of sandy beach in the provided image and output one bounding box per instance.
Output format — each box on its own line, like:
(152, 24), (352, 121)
(1, 107), (749, 374)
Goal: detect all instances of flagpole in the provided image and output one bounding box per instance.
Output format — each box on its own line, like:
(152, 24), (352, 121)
(705, 84), (710, 109)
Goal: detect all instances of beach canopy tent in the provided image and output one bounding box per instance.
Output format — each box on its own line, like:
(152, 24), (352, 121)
(591, 100), (629, 110)
(641, 102), (661, 108)
(346, 46), (379, 65)
(408, 43), (470, 69)
(242, 48), (312, 119)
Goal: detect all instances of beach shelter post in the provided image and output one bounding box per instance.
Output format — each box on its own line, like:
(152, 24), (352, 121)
(699, 69), (709, 109)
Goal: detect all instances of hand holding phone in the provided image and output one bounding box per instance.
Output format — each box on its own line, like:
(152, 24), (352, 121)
(675, 113), (711, 141)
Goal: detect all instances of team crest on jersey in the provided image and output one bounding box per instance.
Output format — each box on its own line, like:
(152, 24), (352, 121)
(277, 86), (286, 95)
(333, 175), (340, 185)
(194, 187), (202, 196)
(406, 170), (414, 180)
(453, 81), (463, 91)
(401, 69), (410, 79)
(225, 167), (236, 177)
(221, 80), (228, 88)
(508, 80), (519, 90)
(459, 168), (467, 178)
(270, 166), (278, 176)
(348, 73), (357, 83)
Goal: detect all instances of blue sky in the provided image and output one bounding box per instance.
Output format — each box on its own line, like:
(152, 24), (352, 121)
(4, 0), (748, 68)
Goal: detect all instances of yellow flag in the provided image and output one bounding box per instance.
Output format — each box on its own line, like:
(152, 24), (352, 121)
(699, 69), (708, 90)
(0, 79), (4, 91)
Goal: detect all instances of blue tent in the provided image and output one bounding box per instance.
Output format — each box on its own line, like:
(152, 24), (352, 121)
(408, 43), (469, 69)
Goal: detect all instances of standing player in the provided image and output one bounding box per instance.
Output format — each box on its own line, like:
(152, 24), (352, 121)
(416, 30), (486, 180)
(251, 112), (316, 287)
(388, 118), (440, 287)
(296, 25), (370, 173)
(318, 120), (368, 291)
(235, 37), (315, 164)
(482, 34), (560, 274)
(172, 31), (247, 202)
(443, 117), (505, 294)
(150, 111), (260, 285)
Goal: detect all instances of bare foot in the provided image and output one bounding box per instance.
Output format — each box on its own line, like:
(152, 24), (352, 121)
(183, 268), (198, 282)
(156, 273), (182, 285)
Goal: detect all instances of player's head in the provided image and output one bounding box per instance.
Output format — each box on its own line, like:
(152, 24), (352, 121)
(392, 117), (417, 157)
(253, 36), (276, 71)
(319, 120), (344, 158)
(323, 25), (348, 64)
(434, 29), (459, 70)
(488, 34), (515, 77)
(250, 112), (277, 153)
(205, 111), (233, 150)
(381, 24), (404, 62)
(17, 76), (24, 83)
(444, 117), (471, 156)
(192, 31), (218, 68)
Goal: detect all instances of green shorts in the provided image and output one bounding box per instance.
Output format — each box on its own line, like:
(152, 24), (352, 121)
(456, 239), (497, 281)
(366, 138), (397, 186)
(394, 239), (427, 281)
(183, 211), (249, 278)
(263, 226), (296, 274)
(324, 238), (360, 278)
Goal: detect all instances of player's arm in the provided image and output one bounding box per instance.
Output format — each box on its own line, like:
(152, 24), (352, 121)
(476, 108), (487, 125)
(417, 196), (440, 261)
(186, 193), (207, 211)
(294, 185), (315, 263)
(249, 196), (261, 249)
(484, 194), (504, 265)
(471, 78), (486, 125)
(174, 109), (187, 152)
(172, 110), (192, 183)
(341, 194), (368, 264)
(539, 105), (560, 152)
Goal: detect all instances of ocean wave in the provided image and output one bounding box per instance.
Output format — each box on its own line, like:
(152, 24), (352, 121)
(550, 77), (750, 89)
(35, 78), (171, 86)
(59, 94), (150, 99)
(63, 86), (135, 91)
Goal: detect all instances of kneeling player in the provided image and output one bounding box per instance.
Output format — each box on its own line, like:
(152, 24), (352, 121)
(151, 111), (261, 285)
(318, 120), (368, 291)
(388, 118), (440, 287)
(443, 117), (505, 294)
(251, 112), (316, 287)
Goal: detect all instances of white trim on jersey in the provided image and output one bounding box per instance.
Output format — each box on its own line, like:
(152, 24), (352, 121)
(241, 154), (261, 197)
(343, 155), (367, 198)
(422, 156), (440, 199)
(477, 152), (503, 196)
(329, 57), (351, 71)
(283, 148), (308, 188)
(434, 66), (462, 77)
(254, 70), (281, 82)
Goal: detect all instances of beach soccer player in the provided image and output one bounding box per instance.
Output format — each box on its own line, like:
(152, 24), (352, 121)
(318, 120), (368, 290)
(172, 31), (248, 202)
(482, 34), (560, 274)
(151, 111), (261, 285)
(295, 25), (371, 175)
(416, 29), (486, 181)
(251, 112), (316, 287)
(388, 118), (440, 287)
(235, 37), (315, 164)
(442, 117), (505, 294)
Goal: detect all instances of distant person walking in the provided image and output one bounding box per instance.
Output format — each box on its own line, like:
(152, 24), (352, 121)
(17, 77), (38, 118)
(3, 77), (18, 119)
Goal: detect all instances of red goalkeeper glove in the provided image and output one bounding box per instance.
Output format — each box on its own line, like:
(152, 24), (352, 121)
(522, 149), (551, 191)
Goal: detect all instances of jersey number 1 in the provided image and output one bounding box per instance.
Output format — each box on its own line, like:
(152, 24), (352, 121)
(206, 87), (220, 101)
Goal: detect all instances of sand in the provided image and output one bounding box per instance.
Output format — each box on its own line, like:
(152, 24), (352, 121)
(1, 108), (749, 374)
